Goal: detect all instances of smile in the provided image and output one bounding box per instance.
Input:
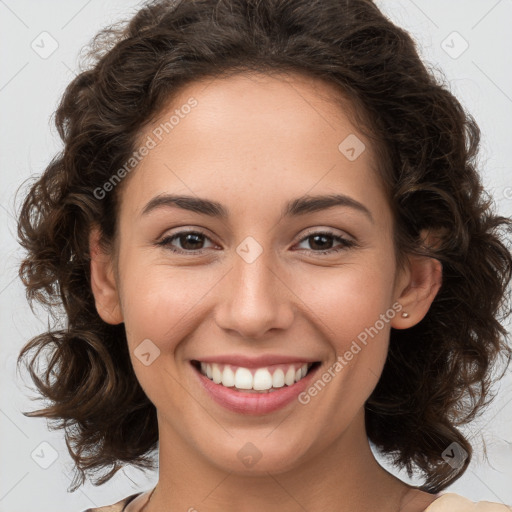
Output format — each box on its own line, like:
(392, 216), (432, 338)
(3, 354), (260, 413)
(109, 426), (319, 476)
(195, 361), (316, 392)
(191, 360), (322, 415)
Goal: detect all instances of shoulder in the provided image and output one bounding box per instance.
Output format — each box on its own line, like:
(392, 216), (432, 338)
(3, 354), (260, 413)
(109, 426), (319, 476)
(425, 493), (512, 511)
(80, 492), (143, 512)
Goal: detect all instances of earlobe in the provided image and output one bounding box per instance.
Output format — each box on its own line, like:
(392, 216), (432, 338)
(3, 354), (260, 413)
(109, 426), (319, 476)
(391, 230), (443, 329)
(89, 226), (123, 325)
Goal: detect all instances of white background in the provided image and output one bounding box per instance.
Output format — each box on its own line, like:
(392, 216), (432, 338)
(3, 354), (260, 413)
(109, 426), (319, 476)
(0, 1), (511, 510)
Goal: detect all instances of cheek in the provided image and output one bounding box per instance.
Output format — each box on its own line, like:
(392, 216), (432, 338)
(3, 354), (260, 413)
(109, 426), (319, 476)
(294, 261), (396, 345)
(117, 260), (221, 412)
(291, 258), (396, 405)
(118, 257), (220, 350)
(302, 271), (395, 415)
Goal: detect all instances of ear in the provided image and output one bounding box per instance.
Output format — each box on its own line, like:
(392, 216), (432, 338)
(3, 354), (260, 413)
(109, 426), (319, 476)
(89, 225), (123, 325)
(391, 229), (443, 329)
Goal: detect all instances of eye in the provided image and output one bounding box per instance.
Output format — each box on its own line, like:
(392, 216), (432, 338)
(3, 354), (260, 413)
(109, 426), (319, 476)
(295, 231), (357, 255)
(156, 229), (357, 256)
(156, 230), (217, 254)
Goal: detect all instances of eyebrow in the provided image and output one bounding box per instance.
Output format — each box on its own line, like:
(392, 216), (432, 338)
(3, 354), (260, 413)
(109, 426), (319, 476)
(141, 193), (374, 223)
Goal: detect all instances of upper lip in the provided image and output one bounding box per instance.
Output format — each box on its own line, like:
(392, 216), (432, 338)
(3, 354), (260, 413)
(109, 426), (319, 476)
(192, 354), (319, 368)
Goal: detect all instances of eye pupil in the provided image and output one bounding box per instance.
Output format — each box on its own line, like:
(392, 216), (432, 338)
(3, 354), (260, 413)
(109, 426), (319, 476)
(180, 233), (204, 250)
(309, 234), (333, 251)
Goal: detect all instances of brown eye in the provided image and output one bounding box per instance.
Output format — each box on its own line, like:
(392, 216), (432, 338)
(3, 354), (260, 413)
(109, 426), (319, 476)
(296, 232), (356, 255)
(157, 231), (216, 253)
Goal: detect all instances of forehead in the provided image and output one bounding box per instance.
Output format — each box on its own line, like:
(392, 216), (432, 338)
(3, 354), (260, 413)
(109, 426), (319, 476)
(120, 71), (390, 227)
(147, 71), (369, 152)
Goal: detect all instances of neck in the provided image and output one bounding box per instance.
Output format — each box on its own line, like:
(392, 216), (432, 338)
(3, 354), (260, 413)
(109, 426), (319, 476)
(147, 410), (412, 512)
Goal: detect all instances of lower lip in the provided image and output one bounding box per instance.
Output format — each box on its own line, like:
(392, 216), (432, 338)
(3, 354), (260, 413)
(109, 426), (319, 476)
(192, 362), (320, 415)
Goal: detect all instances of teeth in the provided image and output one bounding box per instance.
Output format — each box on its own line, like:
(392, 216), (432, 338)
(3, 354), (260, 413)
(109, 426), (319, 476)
(272, 368), (285, 388)
(222, 365), (235, 387)
(212, 364), (222, 384)
(285, 366), (295, 386)
(234, 367), (253, 389)
(198, 362), (313, 392)
(253, 368), (273, 390)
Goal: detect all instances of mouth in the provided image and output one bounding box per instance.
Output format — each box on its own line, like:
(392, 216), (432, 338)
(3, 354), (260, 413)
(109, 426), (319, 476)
(191, 360), (320, 393)
(190, 359), (322, 415)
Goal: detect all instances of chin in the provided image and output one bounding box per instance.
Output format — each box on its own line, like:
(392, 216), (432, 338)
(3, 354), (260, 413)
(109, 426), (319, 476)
(199, 435), (312, 476)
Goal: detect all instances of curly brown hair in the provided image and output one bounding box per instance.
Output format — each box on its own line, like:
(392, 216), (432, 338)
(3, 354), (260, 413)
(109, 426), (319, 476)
(16, 0), (512, 495)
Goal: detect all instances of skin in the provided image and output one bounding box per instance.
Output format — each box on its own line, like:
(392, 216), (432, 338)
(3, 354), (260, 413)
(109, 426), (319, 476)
(90, 72), (442, 512)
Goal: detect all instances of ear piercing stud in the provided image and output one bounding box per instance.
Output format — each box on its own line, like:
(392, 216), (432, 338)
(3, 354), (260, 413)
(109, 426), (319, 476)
(401, 312), (409, 318)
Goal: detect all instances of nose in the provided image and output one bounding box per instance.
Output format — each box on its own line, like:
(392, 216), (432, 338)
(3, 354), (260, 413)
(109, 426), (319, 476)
(214, 246), (295, 340)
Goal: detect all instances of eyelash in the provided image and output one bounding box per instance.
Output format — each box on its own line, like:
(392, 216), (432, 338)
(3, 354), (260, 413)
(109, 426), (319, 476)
(156, 230), (357, 255)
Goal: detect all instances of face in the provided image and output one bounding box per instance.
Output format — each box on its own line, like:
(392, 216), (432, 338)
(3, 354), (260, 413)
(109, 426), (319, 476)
(90, 72), (436, 476)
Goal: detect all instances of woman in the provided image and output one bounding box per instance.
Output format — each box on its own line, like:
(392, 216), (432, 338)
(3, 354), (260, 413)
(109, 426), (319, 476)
(16, 0), (512, 510)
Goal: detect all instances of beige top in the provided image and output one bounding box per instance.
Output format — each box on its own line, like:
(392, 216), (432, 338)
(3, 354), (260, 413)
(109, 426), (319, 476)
(82, 491), (512, 511)
(425, 493), (512, 511)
